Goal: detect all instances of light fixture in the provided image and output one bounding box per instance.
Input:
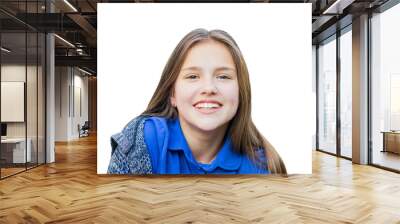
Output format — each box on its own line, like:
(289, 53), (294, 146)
(76, 48), (85, 55)
(322, 0), (355, 15)
(63, 0), (78, 12)
(78, 67), (93, 76)
(1, 47), (11, 53)
(54, 34), (75, 48)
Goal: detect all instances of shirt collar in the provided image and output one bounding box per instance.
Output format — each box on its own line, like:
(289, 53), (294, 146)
(167, 118), (242, 171)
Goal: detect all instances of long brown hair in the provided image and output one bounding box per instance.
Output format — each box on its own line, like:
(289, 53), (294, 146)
(142, 28), (287, 175)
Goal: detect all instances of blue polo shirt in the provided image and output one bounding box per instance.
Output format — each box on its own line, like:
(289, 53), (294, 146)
(143, 116), (269, 174)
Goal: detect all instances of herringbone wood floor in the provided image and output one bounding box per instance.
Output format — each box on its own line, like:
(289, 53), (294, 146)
(0, 134), (400, 223)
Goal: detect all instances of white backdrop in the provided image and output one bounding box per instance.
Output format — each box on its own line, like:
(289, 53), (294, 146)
(98, 3), (312, 174)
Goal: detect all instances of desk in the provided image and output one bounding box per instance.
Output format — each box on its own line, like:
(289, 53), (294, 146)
(381, 131), (400, 154)
(1, 138), (31, 163)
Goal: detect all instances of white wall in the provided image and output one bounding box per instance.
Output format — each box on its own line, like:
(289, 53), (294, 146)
(55, 66), (69, 141)
(312, 45), (317, 150)
(73, 72), (89, 137)
(1, 65), (26, 135)
(1, 63), (46, 163)
(1, 65), (40, 137)
(55, 66), (89, 141)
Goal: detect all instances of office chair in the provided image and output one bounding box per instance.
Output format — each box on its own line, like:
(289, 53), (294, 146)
(79, 121), (90, 138)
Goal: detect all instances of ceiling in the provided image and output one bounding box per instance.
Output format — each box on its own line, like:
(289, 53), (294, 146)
(0, 0), (392, 75)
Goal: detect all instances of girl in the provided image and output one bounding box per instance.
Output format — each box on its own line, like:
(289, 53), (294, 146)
(107, 28), (287, 175)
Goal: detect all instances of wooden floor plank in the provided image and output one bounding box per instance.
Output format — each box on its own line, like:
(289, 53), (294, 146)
(0, 134), (399, 223)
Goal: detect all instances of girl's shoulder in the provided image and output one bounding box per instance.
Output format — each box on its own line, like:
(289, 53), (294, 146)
(143, 116), (169, 132)
(107, 115), (167, 174)
(114, 115), (168, 150)
(142, 116), (175, 155)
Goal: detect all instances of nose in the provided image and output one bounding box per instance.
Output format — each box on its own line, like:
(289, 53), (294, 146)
(200, 76), (218, 95)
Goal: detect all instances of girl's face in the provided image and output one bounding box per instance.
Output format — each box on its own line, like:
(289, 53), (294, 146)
(171, 40), (239, 133)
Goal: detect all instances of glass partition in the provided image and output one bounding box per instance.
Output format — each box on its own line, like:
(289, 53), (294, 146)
(339, 28), (352, 158)
(0, 1), (46, 179)
(317, 35), (337, 155)
(1, 31), (27, 178)
(27, 30), (38, 169)
(26, 0), (45, 169)
(38, 32), (45, 165)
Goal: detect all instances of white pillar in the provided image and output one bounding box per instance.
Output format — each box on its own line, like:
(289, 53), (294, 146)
(46, 1), (55, 163)
(352, 14), (369, 164)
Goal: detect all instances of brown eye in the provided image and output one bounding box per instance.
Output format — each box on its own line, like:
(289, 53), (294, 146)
(217, 74), (231, 80)
(185, 74), (199, 79)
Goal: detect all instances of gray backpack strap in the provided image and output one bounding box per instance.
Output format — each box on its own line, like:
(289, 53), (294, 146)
(107, 116), (152, 174)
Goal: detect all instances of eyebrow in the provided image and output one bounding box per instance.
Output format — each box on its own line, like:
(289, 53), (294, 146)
(215, 67), (236, 72)
(181, 66), (236, 72)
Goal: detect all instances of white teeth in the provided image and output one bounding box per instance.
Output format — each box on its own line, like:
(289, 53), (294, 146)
(195, 103), (220, 109)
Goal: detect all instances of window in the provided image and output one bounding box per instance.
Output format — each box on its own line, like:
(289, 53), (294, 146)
(339, 28), (352, 158)
(318, 36), (337, 155)
(371, 2), (400, 171)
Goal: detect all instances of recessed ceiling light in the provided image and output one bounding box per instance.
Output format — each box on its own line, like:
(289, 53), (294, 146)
(323, 0), (355, 15)
(77, 67), (93, 76)
(1, 47), (11, 53)
(63, 0), (78, 12)
(54, 34), (75, 48)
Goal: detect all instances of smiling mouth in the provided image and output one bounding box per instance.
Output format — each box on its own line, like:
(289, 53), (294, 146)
(194, 102), (222, 109)
(193, 101), (223, 114)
